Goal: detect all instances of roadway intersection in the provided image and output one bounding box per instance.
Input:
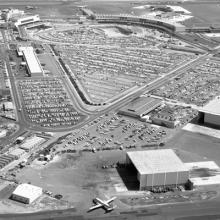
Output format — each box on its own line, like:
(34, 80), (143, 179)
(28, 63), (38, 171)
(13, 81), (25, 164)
(1, 18), (220, 220)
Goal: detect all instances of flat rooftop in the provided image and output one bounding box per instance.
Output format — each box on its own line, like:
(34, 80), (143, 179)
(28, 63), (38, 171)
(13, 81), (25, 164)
(12, 14), (37, 21)
(120, 96), (161, 116)
(12, 183), (42, 199)
(127, 149), (188, 175)
(20, 136), (44, 150)
(19, 47), (43, 74)
(200, 96), (220, 116)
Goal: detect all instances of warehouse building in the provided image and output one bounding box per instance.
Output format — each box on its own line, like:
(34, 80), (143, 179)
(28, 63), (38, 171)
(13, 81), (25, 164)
(9, 148), (26, 159)
(126, 149), (189, 190)
(199, 96), (220, 128)
(11, 183), (42, 204)
(20, 135), (45, 152)
(119, 96), (162, 119)
(18, 46), (43, 76)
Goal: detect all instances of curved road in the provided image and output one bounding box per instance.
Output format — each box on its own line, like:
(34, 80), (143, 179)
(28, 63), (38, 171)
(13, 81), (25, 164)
(4, 39), (209, 134)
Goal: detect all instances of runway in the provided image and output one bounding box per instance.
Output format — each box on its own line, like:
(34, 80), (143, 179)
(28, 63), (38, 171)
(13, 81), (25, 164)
(1, 200), (220, 220)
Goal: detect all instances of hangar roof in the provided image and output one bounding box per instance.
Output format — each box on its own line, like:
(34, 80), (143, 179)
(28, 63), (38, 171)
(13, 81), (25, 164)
(12, 183), (42, 201)
(200, 96), (220, 116)
(127, 149), (188, 175)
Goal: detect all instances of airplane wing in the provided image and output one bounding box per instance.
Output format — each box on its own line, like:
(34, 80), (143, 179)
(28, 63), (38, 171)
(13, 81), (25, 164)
(105, 197), (117, 204)
(89, 204), (103, 211)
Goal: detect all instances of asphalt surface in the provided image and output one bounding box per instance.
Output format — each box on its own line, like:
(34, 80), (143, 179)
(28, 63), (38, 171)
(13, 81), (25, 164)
(1, 200), (220, 220)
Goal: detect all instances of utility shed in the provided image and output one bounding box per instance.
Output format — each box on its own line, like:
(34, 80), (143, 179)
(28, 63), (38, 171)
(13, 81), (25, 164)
(126, 149), (189, 190)
(199, 96), (220, 127)
(11, 183), (42, 204)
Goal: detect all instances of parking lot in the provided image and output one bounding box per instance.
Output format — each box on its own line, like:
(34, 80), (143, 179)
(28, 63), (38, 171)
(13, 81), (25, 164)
(148, 103), (198, 128)
(151, 59), (220, 106)
(51, 113), (171, 154)
(40, 24), (196, 104)
(25, 24), (197, 104)
(18, 78), (85, 127)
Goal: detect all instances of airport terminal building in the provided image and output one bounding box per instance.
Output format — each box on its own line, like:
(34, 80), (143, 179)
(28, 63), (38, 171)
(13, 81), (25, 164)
(126, 149), (189, 190)
(12, 14), (40, 27)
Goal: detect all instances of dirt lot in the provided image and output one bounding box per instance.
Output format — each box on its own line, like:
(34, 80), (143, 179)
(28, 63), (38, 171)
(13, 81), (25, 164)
(166, 129), (220, 166)
(184, 3), (220, 24)
(15, 141), (220, 213)
(85, 2), (133, 14)
(0, 2), (81, 18)
(16, 150), (127, 213)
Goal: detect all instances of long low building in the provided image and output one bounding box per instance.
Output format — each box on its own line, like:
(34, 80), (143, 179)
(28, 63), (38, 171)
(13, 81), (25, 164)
(126, 149), (189, 190)
(119, 96), (162, 118)
(18, 46), (43, 76)
(199, 96), (220, 128)
(11, 183), (42, 204)
(20, 135), (45, 152)
(95, 14), (186, 32)
(12, 14), (40, 27)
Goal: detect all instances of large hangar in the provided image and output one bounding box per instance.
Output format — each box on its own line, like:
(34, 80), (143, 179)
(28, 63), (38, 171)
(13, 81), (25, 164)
(199, 96), (220, 128)
(126, 149), (189, 190)
(11, 183), (42, 204)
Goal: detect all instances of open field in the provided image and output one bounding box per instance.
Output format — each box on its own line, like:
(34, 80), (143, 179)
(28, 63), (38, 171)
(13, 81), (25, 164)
(16, 150), (126, 213)
(15, 147), (218, 213)
(0, 2), (81, 18)
(85, 2), (133, 14)
(166, 129), (220, 166)
(184, 4), (220, 24)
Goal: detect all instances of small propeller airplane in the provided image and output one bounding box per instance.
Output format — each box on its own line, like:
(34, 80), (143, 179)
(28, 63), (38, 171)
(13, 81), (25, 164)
(88, 197), (117, 212)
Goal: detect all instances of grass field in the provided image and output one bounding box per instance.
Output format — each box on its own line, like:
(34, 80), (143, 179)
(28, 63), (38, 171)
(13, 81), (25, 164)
(86, 2), (133, 14)
(166, 129), (220, 166)
(184, 3), (220, 24)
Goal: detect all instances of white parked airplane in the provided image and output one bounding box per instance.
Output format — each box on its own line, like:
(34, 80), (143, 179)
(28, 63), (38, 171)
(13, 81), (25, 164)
(88, 197), (117, 212)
